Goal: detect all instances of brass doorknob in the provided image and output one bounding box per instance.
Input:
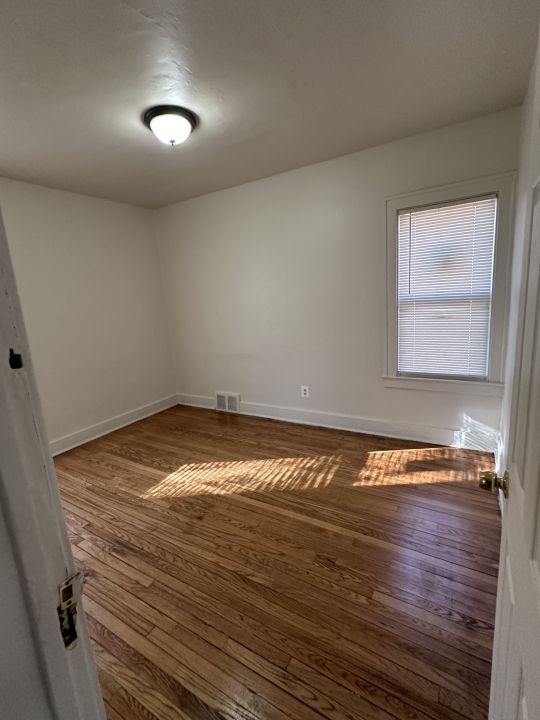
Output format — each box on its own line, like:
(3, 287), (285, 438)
(479, 470), (509, 498)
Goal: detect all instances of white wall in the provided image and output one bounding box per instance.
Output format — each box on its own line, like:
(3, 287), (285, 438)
(156, 108), (521, 445)
(0, 108), (522, 450)
(0, 179), (175, 452)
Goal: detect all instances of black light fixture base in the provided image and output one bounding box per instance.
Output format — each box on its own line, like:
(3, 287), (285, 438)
(142, 105), (199, 131)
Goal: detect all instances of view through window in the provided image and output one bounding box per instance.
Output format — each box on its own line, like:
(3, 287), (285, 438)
(397, 195), (497, 378)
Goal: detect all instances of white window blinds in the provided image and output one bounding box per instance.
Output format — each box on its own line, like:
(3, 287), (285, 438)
(397, 195), (497, 379)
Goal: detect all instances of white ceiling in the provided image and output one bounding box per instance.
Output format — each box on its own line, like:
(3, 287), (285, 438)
(1, 1), (538, 208)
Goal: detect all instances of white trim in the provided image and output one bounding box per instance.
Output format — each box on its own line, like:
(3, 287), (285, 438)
(382, 375), (504, 396)
(385, 172), (515, 387)
(176, 392), (456, 445)
(176, 392), (216, 410)
(495, 431), (506, 475)
(50, 395), (178, 455)
(49, 387), (501, 457)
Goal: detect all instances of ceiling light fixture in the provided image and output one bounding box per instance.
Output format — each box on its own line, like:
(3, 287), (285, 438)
(143, 105), (199, 147)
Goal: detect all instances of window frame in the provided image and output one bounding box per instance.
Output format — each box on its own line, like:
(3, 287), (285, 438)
(384, 173), (515, 395)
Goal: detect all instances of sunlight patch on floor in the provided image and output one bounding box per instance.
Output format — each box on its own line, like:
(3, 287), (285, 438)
(141, 454), (342, 498)
(353, 446), (486, 486)
(140, 445), (488, 499)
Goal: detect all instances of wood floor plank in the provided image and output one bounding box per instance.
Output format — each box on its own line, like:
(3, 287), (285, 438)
(82, 530), (480, 720)
(74, 503), (492, 668)
(77, 528), (486, 707)
(94, 642), (192, 720)
(87, 555), (451, 720)
(98, 665), (160, 720)
(84, 596), (258, 720)
(103, 702), (125, 720)
(55, 405), (500, 720)
(88, 615), (226, 720)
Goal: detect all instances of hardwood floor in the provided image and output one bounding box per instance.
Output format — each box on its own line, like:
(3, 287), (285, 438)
(55, 405), (500, 720)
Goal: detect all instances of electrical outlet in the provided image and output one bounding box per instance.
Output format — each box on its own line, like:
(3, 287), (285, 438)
(301, 385), (309, 398)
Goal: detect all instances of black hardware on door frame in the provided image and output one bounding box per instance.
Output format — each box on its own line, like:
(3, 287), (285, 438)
(9, 348), (23, 369)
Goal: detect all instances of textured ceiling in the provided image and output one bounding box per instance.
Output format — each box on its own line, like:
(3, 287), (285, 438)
(0, 0), (538, 208)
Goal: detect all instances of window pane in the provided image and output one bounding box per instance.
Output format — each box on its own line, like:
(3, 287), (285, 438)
(397, 196), (497, 378)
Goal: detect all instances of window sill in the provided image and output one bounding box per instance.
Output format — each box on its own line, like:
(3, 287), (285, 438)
(382, 375), (504, 397)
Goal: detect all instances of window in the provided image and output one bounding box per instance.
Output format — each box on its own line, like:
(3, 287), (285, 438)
(385, 175), (514, 392)
(397, 196), (497, 379)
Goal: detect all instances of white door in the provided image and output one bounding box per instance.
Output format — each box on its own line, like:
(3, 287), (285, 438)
(489, 181), (540, 719)
(0, 210), (105, 719)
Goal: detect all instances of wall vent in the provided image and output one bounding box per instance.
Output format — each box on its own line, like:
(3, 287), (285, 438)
(216, 392), (240, 413)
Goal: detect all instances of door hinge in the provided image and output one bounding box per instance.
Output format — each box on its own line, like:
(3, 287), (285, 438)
(479, 470), (509, 499)
(57, 571), (84, 650)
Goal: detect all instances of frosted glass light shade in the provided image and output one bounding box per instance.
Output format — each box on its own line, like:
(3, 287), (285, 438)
(143, 105), (198, 147)
(149, 113), (192, 145)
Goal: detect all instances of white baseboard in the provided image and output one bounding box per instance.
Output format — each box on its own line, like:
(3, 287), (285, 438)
(176, 393), (216, 410)
(176, 393), (456, 446)
(50, 395), (178, 456)
(50, 392), (497, 455)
